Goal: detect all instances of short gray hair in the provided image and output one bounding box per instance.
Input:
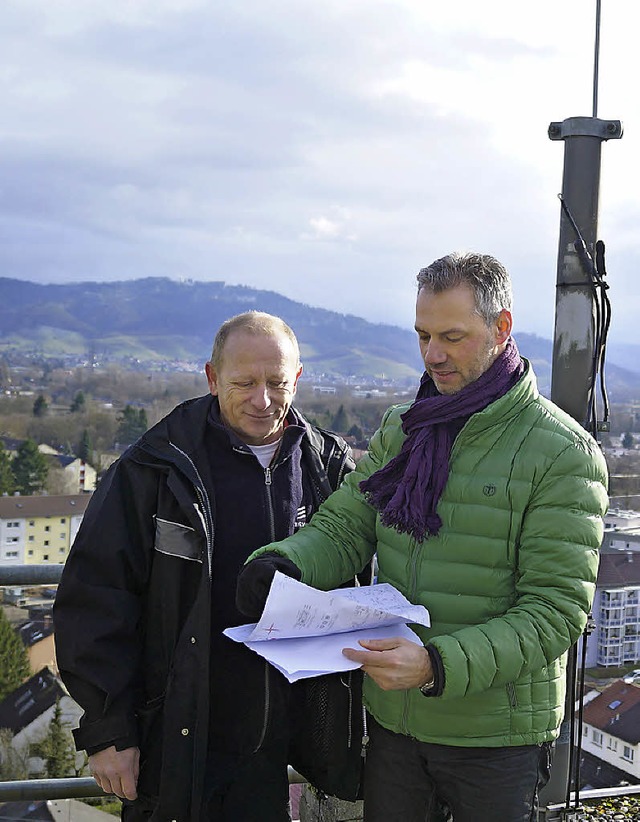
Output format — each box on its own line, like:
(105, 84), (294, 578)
(210, 311), (300, 369)
(416, 252), (512, 325)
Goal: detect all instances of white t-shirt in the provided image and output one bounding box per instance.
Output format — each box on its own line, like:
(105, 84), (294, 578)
(247, 439), (281, 468)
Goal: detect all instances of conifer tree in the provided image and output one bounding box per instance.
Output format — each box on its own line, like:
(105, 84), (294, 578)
(331, 404), (350, 433)
(11, 439), (48, 495)
(77, 429), (93, 464)
(0, 442), (15, 495)
(0, 728), (29, 780)
(0, 608), (30, 702)
(117, 405), (149, 446)
(32, 698), (77, 778)
(70, 391), (86, 413)
(33, 394), (48, 417)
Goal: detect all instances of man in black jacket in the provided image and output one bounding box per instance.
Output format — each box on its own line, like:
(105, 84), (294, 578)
(53, 311), (354, 822)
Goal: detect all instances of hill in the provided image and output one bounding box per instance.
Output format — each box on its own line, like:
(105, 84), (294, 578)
(0, 276), (638, 398)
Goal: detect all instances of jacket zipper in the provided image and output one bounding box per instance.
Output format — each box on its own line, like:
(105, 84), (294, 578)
(264, 466), (276, 541)
(254, 464), (276, 752)
(335, 447), (350, 487)
(401, 536), (420, 733)
(169, 443), (215, 581)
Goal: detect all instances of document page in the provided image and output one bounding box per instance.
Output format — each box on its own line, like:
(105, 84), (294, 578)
(224, 572), (430, 682)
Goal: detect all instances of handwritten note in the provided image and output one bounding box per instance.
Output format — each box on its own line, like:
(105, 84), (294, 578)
(223, 572), (430, 682)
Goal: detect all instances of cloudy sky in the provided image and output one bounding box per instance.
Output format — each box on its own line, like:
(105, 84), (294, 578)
(1, 0), (637, 343)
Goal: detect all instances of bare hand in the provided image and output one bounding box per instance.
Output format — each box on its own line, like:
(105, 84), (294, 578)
(89, 746), (140, 800)
(342, 637), (432, 691)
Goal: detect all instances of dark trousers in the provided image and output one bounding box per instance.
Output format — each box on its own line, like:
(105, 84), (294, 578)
(363, 716), (552, 822)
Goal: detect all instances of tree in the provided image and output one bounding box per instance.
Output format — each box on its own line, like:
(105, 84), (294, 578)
(347, 423), (364, 442)
(0, 358), (10, 391)
(622, 432), (635, 450)
(117, 405), (149, 446)
(0, 728), (29, 781)
(70, 390), (86, 413)
(31, 698), (77, 778)
(11, 438), (49, 495)
(0, 441), (15, 494)
(0, 608), (30, 702)
(33, 394), (48, 417)
(77, 428), (93, 464)
(331, 404), (350, 434)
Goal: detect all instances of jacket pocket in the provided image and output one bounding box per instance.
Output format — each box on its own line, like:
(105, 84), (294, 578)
(153, 517), (202, 563)
(506, 682), (518, 709)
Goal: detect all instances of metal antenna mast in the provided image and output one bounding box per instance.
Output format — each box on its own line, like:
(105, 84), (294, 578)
(541, 0), (622, 810)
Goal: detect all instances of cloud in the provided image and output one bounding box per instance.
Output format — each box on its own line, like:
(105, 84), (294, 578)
(0, 0), (637, 344)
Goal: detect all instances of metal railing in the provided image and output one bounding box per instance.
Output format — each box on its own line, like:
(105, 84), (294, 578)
(2, 564), (640, 820)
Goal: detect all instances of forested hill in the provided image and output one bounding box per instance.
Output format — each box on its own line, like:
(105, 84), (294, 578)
(0, 276), (638, 397)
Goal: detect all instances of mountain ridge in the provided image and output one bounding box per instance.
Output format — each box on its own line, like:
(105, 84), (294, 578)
(0, 276), (638, 399)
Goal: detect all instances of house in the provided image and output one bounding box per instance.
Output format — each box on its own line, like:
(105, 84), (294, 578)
(0, 437), (96, 494)
(580, 679), (640, 783)
(38, 447), (96, 495)
(0, 667), (83, 777)
(0, 494), (91, 566)
(17, 616), (57, 675)
(0, 437), (23, 457)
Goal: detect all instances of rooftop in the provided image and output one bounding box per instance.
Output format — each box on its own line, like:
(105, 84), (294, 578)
(0, 494), (91, 519)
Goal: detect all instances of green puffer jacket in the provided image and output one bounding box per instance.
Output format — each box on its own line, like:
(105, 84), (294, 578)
(252, 362), (609, 747)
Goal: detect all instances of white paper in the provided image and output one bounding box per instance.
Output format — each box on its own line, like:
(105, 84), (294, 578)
(224, 572), (430, 682)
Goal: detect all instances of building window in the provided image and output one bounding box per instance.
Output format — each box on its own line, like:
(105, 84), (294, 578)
(59, 533), (65, 539)
(60, 518), (66, 524)
(43, 554), (49, 561)
(592, 730), (603, 746)
(6, 537), (19, 544)
(44, 525), (50, 532)
(28, 521), (34, 527)
(7, 521), (19, 528)
(28, 550), (33, 556)
(28, 535), (34, 542)
(623, 746), (634, 762)
(607, 738), (618, 751)
(5, 551), (18, 558)
(59, 547), (65, 553)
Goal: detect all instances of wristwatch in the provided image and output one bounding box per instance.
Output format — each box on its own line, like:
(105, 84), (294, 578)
(419, 675), (435, 696)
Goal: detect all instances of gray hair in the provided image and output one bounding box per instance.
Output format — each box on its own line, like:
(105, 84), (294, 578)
(416, 252), (512, 325)
(210, 311), (300, 369)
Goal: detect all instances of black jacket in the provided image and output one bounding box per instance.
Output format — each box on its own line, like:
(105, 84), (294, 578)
(53, 394), (353, 821)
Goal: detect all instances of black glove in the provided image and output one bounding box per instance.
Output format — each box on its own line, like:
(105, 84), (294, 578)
(236, 552), (302, 621)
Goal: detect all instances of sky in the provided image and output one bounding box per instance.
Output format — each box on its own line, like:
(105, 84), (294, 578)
(1, 0), (638, 343)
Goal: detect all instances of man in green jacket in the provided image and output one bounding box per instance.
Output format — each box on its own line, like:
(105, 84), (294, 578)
(237, 252), (609, 822)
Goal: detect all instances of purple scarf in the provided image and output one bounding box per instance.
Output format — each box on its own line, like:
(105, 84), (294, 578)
(359, 337), (525, 541)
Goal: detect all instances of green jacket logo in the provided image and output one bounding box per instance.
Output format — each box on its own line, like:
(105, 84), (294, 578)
(483, 484), (496, 496)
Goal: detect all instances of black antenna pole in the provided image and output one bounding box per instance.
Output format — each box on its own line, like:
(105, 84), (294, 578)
(540, 0), (622, 810)
(593, 0), (602, 117)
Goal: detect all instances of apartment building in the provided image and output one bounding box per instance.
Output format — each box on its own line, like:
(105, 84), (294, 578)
(582, 509), (640, 668)
(0, 494), (91, 565)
